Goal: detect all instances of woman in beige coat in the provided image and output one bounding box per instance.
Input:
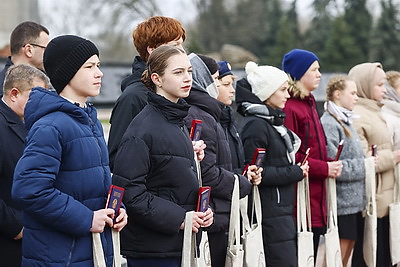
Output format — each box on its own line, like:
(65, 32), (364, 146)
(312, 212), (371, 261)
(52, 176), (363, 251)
(382, 71), (400, 150)
(349, 62), (400, 267)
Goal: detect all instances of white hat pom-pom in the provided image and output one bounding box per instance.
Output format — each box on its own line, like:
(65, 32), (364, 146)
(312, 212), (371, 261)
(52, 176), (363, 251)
(245, 61), (258, 74)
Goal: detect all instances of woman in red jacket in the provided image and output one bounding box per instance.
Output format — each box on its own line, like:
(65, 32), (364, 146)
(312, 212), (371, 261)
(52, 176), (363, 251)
(282, 49), (343, 261)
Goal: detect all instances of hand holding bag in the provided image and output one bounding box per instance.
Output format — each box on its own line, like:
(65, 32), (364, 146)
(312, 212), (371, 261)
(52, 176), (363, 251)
(225, 175), (244, 267)
(363, 157), (377, 267)
(93, 229), (121, 267)
(182, 211), (199, 267)
(240, 186), (266, 267)
(194, 154), (212, 267)
(389, 164), (400, 265)
(324, 177), (343, 267)
(180, 152), (212, 267)
(297, 177), (314, 267)
(181, 211), (212, 267)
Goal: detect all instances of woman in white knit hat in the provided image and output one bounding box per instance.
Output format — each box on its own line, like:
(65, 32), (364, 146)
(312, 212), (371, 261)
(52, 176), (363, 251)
(236, 61), (309, 267)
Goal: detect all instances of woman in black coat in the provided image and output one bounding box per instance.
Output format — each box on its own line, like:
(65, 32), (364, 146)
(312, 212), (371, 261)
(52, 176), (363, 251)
(112, 46), (213, 267)
(184, 54), (262, 267)
(237, 62), (308, 267)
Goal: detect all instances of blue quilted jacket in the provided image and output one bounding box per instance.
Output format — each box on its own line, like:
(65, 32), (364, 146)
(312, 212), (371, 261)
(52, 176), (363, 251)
(12, 87), (113, 266)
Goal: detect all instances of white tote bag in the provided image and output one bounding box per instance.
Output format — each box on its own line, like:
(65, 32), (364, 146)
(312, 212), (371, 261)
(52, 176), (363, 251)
(363, 157), (377, 267)
(181, 155), (212, 267)
(389, 164), (400, 265)
(240, 185), (266, 267)
(181, 211), (212, 267)
(182, 211), (199, 267)
(225, 175), (244, 267)
(297, 177), (314, 267)
(93, 229), (121, 267)
(195, 156), (212, 267)
(324, 178), (343, 267)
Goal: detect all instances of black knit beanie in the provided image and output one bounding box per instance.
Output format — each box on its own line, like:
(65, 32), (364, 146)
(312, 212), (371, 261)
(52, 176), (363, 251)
(44, 35), (99, 94)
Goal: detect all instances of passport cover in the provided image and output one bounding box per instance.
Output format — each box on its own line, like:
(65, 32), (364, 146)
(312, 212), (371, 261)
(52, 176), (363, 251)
(196, 186), (211, 212)
(190, 119), (203, 141)
(252, 148), (266, 167)
(242, 148), (266, 174)
(105, 185), (125, 222)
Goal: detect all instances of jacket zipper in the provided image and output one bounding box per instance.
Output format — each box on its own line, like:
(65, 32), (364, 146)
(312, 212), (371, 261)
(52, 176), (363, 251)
(66, 238), (76, 266)
(309, 101), (323, 159)
(276, 187), (280, 203)
(89, 116), (108, 189)
(309, 99), (326, 222)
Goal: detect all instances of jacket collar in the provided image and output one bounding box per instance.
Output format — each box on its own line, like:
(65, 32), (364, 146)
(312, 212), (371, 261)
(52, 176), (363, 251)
(120, 56), (146, 92)
(24, 87), (97, 131)
(357, 97), (383, 111)
(148, 91), (190, 126)
(0, 99), (26, 141)
(220, 106), (233, 127)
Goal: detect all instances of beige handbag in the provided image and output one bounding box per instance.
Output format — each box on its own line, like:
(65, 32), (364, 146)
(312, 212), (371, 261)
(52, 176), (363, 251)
(389, 164), (400, 265)
(297, 177), (314, 267)
(225, 175), (244, 267)
(324, 178), (343, 267)
(239, 186), (266, 267)
(92, 229), (121, 267)
(363, 157), (377, 267)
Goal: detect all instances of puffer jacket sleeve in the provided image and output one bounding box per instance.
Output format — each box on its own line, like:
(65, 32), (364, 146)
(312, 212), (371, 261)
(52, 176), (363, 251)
(112, 135), (187, 235)
(12, 125), (93, 237)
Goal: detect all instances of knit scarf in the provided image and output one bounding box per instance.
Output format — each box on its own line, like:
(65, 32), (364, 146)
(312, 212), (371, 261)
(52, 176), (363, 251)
(325, 101), (355, 124)
(384, 81), (400, 103)
(242, 102), (300, 164)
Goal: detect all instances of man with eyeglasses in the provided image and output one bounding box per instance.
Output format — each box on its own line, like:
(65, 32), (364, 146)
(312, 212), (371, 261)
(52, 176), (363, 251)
(0, 21), (49, 88)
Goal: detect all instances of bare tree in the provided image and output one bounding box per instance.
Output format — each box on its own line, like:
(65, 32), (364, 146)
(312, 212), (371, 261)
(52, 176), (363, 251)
(39, 0), (160, 62)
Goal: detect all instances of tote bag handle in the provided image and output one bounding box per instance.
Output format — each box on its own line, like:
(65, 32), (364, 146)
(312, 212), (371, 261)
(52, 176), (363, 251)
(92, 229), (121, 267)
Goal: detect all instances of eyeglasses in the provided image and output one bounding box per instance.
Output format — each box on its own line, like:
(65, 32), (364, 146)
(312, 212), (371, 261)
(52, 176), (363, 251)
(24, 43), (47, 49)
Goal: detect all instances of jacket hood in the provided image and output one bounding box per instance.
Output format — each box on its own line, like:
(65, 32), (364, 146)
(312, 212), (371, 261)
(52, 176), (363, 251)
(188, 53), (219, 98)
(24, 87), (96, 130)
(185, 89), (223, 121)
(235, 78), (263, 116)
(120, 56), (146, 93)
(348, 62), (383, 99)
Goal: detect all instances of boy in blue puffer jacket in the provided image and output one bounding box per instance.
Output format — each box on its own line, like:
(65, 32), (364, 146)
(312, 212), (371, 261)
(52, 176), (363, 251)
(12, 35), (127, 266)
